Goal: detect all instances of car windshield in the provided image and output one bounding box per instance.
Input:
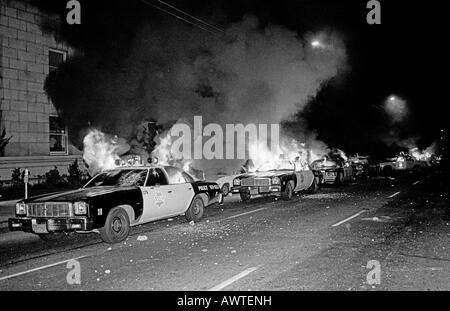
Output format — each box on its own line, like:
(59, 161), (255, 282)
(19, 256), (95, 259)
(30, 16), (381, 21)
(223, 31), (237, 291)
(311, 158), (337, 169)
(257, 161), (294, 171)
(84, 169), (148, 188)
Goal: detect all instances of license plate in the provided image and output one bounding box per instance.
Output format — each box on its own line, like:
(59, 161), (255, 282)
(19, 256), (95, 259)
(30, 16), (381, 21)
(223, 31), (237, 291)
(32, 219), (48, 234)
(250, 188), (259, 195)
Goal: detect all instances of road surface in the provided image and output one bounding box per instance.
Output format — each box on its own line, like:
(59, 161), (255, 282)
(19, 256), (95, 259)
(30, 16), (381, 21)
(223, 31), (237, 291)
(0, 174), (449, 291)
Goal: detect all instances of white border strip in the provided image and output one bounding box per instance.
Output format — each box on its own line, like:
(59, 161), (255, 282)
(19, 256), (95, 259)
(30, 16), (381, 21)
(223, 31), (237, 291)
(0, 255), (87, 282)
(223, 208), (267, 221)
(331, 210), (366, 227)
(388, 191), (401, 198)
(209, 265), (262, 291)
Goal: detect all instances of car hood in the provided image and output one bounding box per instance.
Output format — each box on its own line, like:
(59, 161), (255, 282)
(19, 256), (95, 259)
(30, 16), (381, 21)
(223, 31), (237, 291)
(22, 186), (137, 203)
(237, 170), (294, 179)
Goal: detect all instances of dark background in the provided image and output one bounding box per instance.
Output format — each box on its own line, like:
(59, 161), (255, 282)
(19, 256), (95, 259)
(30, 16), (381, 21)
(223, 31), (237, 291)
(28, 0), (447, 159)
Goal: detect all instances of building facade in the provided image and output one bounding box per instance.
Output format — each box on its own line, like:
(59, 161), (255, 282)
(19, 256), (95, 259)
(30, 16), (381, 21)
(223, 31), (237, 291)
(0, 0), (84, 183)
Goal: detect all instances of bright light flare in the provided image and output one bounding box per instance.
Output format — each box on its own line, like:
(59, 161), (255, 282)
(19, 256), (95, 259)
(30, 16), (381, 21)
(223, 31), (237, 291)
(311, 40), (321, 47)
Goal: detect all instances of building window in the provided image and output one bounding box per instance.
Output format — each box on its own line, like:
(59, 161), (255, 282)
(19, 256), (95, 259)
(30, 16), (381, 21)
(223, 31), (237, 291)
(49, 116), (68, 154)
(49, 50), (66, 72)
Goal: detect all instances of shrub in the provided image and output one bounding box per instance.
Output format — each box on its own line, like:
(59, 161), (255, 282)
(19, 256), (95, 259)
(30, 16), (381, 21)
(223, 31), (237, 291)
(44, 166), (67, 187)
(11, 168), (24, 186)
(67, 159), (85, 186)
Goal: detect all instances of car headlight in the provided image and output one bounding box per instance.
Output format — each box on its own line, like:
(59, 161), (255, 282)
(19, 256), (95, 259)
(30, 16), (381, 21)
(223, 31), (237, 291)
(74, 201), (89, 215)
(16, 203), (26, 216)
(271, 177), (281, 185)
(233, 178), (241, 186)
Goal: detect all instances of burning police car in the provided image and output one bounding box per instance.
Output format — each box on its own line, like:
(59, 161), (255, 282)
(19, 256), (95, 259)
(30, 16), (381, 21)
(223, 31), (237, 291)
(310, 155), (354, 185)
(231, 160), (319, 202)
(379, 152), (429, 175)
(9, 157), (222, 244)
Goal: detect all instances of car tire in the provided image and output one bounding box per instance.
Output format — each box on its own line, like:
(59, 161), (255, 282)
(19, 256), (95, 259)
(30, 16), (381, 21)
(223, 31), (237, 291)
(99, 207), (131, 244)
(38, 232), (66, 242)
(240, 192), (251, 202)
(185, 195), (204, 222)
(282, 181), (294, 200)
(221, 183), (230, 196)
(308, 177), (319, 193)
(383, 166), (392, 177)
(335, 172), (343, 185)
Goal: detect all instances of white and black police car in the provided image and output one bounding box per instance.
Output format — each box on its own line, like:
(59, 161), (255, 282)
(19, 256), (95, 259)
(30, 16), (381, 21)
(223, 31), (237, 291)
(9, 156), (222, 243)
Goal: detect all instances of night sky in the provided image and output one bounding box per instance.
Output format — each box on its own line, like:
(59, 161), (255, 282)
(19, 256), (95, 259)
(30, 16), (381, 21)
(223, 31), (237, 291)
(32, 0), (446, 159)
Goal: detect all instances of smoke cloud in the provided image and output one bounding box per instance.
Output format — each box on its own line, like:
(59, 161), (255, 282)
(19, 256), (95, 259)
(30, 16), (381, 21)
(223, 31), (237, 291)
(46, 15), (346, 145)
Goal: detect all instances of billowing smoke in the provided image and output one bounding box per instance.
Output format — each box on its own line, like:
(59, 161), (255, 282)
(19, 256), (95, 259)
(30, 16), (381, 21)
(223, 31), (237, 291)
(46, 14), (347, 174)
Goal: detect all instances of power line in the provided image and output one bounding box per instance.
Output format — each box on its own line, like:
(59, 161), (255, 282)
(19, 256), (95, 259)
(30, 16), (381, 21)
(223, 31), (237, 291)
(157, 0), (224, 33)
(139, 0), (222, 36)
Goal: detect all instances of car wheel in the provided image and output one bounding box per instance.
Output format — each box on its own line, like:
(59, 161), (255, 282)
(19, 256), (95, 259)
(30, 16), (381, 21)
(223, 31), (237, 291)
(282, 181), (294, 200)
(221, 183), (230, 196)
(38, 232), (66, 242)
(383, 166), (392, 177)
(308, 177), (319, 193)
(99, 207), (131, 244)
(335, 172), (343, 185)
(240, 192), (251, 202)
(185, 195), (204, 222)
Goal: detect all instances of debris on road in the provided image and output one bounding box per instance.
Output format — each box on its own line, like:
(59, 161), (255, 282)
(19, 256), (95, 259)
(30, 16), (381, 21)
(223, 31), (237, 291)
(137, 235), (148, 241)
(189, 221), (195, 226)
(105, 270), (111, 274)
(304, 193), (352, 200)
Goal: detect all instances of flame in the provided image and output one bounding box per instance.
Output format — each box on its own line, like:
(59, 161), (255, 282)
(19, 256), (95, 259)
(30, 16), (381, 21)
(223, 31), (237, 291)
(151, 129), (189, 167)
(248, 138), (330, 171)
(409, 147), (432, 161)
(83, 129), (128, 175)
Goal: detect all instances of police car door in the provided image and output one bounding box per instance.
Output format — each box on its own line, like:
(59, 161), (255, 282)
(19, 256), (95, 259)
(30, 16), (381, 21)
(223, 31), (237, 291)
(163, 166), (195, 214)
(140, 167), (173, 222)
(294, 170), (314, 192)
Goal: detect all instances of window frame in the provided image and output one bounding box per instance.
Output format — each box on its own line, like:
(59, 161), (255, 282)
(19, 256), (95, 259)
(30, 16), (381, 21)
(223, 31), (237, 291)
(48, 49), (67, 73)
(49, 115), (69, 155)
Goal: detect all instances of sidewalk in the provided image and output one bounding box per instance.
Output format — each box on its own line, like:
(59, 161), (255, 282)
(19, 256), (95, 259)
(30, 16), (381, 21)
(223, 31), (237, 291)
(0, 199), (19, 229)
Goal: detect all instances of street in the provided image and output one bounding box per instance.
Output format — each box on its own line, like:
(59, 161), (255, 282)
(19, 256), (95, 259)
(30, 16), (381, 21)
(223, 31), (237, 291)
(1, 174), (448, 291)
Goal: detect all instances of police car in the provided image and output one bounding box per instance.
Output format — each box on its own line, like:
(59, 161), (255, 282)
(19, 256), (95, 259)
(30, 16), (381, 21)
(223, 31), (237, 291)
(9, 156), (222, 244)
(231, 160), (319, 202)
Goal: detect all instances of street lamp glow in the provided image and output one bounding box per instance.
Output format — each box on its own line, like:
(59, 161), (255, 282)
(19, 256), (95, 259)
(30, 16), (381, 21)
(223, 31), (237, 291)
(311, 40), (321, 48)
(389, 96), (396, 101)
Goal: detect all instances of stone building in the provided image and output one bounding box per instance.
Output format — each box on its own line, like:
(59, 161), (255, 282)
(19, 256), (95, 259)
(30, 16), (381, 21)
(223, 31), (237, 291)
(0, 0), (84, 183)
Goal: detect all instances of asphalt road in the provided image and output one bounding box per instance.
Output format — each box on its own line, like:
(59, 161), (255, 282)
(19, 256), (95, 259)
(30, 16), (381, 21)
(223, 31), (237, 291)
(0, 174), (449, 291)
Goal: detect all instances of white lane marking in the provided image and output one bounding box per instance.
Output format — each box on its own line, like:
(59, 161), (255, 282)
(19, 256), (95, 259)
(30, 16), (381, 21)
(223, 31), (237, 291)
(388, 191), (401, 198)
(223, 208), (267, 221)
(331, 210), (366, 227)
(412, 181), (420, 186)
(209, 265), (262, 291)
(0, 255), (87, 282)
